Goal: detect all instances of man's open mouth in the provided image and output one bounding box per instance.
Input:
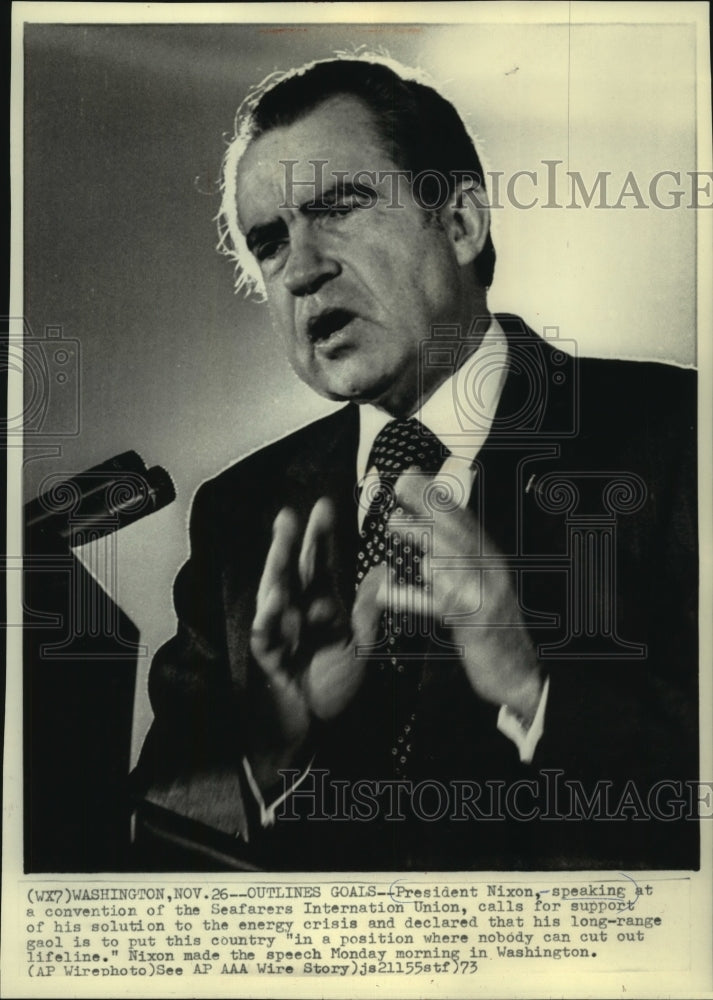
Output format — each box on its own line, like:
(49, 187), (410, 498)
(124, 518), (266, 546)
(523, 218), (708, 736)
(307, 308), (356, 343)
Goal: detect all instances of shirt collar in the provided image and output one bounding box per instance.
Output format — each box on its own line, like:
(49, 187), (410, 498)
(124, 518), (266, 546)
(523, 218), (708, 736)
(356, 317), (509, 482)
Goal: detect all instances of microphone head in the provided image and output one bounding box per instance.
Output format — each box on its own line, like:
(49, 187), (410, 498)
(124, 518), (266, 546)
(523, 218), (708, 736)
(25, 455), (176, 549)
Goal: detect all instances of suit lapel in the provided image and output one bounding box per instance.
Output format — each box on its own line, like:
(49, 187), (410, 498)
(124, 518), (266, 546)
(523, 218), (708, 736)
(473, 318), (578, 555)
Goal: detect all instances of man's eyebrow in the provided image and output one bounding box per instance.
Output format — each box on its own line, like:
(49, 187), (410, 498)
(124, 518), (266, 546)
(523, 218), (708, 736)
(302, 177), (374, 208)
(245, 219), (285, 254)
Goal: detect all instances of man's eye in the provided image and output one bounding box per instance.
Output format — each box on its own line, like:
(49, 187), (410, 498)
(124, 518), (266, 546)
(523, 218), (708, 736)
(326, 202), (354, 217)
(255, 240), (285, 262)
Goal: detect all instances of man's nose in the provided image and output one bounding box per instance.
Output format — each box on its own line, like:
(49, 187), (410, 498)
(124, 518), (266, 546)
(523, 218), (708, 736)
(283, 227), (340, 296)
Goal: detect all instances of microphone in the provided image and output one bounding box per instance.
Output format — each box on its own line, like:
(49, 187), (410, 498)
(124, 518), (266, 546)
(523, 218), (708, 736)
(25, 451), (176, 547)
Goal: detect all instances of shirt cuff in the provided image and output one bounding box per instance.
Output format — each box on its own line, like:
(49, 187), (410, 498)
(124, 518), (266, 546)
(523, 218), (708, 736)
(242, 755), (314, 829)
(496, 675), (550, 764)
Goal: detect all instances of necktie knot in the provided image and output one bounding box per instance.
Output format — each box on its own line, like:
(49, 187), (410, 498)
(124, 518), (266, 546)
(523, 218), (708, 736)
(358, 418), (448, 577)
(368, 418), (448, 481)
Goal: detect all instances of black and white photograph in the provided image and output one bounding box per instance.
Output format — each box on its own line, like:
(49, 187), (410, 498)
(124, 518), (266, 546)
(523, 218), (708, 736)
(4, 2), (712, 996)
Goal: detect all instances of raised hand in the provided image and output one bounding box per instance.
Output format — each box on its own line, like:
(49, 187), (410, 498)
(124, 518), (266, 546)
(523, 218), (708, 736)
(379, 471), (543, 725)
(248, 497), (383, 789)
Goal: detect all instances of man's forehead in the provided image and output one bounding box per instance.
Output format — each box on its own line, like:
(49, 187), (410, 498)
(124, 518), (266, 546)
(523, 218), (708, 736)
(235, 94), (395, 224)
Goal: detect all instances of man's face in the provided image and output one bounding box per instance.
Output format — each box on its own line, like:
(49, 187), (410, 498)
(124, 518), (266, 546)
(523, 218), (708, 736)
(236, 96), (467, 416)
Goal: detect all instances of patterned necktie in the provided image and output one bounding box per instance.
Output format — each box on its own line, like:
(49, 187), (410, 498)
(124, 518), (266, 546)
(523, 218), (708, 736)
(356, 418), (449, 777)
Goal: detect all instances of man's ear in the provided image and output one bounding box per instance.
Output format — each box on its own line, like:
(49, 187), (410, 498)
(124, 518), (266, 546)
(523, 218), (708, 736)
(441, 180), (490, 268)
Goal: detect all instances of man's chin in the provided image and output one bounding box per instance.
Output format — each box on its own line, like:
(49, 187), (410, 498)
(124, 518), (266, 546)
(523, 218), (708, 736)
(314, 378), (392, 407)
(319, 377), (417, 416)
(297, 356), (416, 412)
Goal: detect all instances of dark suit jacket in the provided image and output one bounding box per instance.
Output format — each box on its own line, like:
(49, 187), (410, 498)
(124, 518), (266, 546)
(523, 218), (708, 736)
(131, 318), (698, 871)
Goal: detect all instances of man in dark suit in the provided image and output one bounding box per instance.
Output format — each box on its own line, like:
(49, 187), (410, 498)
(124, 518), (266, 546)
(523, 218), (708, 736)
(131, 57), (698, 871)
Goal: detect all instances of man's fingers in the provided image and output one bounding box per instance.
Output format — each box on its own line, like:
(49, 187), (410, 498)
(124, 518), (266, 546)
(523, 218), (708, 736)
(352, 562), (388, 639)
(299, 497), (337, 590)
(250, 584), (301, 674)
(376, 576), (436, 620)
(305, 595), (341, 627)
(252, 508), (302, 662)
(300, 497), (348, 634)
(305, 564), (385, 719)
(255, 507), (301, 611)
(392, 469), (494, 556)
(394, 469), (462, 516)
(252, 577), (282, 636)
